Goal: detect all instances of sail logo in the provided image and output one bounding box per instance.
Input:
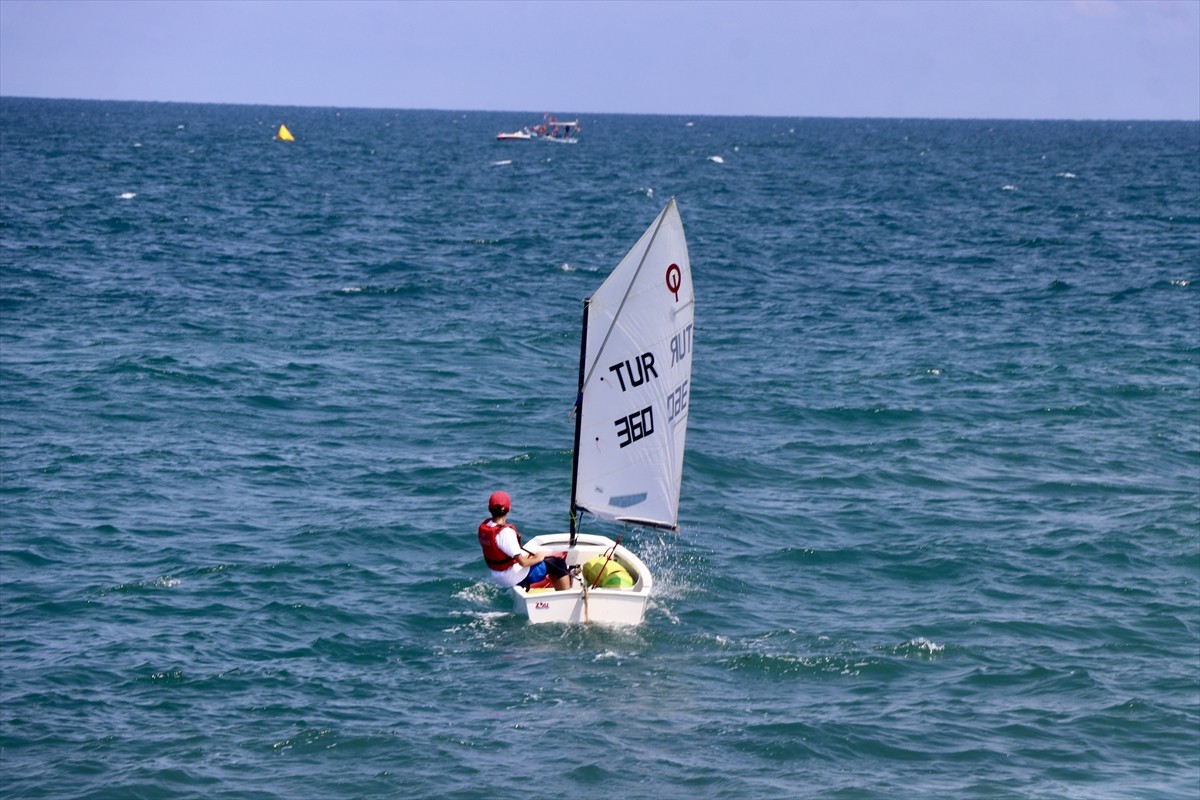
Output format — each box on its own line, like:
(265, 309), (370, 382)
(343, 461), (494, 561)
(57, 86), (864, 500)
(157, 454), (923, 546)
(665, 263), (682, 302)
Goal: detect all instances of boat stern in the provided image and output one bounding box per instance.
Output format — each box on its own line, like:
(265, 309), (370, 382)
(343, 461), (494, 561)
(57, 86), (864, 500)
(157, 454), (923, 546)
(510, 533), (652, 625)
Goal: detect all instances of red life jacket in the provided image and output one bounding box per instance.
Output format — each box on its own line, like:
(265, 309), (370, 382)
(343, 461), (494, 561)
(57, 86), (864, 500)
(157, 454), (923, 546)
(478, 519), (521, 571)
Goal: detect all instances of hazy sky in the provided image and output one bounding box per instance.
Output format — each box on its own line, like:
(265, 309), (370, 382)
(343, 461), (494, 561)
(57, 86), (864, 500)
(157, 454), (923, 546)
(1, 0), (1197, 120)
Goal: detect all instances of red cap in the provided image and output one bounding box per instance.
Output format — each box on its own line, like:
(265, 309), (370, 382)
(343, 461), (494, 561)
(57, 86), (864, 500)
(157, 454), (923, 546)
(488, 491), (511, 515)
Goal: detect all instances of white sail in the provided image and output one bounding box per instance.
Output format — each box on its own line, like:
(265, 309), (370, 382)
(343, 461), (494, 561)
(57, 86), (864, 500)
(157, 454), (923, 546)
(573, 199), (694, 529)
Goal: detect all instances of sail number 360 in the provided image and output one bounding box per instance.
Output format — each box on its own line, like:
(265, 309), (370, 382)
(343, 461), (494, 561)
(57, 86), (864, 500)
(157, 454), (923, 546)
(666, 379), (689, 423)
(614, 406), (654, 449)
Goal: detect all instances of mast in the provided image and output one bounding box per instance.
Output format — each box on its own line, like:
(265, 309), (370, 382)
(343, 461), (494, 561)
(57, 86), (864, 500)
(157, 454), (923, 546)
(568, 298), (590, 547)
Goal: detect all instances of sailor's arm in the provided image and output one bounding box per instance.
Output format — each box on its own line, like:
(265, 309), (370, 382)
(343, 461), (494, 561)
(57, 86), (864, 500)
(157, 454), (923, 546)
(513, 551), (545, 567)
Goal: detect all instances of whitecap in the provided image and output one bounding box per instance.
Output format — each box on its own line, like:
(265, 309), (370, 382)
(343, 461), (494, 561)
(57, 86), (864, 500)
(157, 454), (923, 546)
(558, 262), (574, 273)
(1002, 184), (1018, 191)
(453, 581), (501, 606)
(118, 192), (137, 200)
(491, 159), (512, 166)
(708, 155), (725, 164)
(1057, 172), (1078, 179)
(906, 637), (945, 655)
(443, 609), (508, 635)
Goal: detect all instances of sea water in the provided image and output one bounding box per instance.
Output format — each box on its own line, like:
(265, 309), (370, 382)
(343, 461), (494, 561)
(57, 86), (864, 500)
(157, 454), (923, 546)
(1, 98), (1197, 799)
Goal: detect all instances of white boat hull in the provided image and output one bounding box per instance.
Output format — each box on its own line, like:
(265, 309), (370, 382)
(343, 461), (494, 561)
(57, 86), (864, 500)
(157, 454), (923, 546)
(510, 533), (652, 625)
(495, 131), (578, 144)
(496, 116), (580, 143)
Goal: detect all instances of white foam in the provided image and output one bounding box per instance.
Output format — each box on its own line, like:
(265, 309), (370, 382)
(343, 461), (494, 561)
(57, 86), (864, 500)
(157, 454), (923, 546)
(1002, 184), (1018, 191)
(443, 608), (508, 636)
(907, 637), (944, 654)
(453, 581), (501, 605)
(118, 192), (137, 200)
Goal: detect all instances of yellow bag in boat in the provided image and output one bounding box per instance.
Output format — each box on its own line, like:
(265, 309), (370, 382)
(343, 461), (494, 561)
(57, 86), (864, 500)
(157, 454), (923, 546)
(582, 556), (634, 589)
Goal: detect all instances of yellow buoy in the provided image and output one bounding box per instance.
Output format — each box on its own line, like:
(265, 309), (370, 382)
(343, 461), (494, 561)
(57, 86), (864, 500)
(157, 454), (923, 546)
(276, 124), (295, 142)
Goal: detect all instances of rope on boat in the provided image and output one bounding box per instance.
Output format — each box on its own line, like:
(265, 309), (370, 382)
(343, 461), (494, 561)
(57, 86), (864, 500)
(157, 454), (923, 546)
(588, 534), (623, 590)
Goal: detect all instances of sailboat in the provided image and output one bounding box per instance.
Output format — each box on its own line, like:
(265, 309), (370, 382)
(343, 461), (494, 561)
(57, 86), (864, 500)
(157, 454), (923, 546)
(513, 198), (694, 625)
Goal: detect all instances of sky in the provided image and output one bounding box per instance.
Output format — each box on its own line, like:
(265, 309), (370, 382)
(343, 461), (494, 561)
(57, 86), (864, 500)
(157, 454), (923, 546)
(1, 0), (1197, 120)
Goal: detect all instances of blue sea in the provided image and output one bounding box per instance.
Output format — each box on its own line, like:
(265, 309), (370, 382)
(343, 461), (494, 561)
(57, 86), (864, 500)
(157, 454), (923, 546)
(1, 97), (1197, 799)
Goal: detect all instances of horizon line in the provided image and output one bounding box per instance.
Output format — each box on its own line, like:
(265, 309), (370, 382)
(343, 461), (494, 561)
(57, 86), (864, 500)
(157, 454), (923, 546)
(2, 94), (1197, 124)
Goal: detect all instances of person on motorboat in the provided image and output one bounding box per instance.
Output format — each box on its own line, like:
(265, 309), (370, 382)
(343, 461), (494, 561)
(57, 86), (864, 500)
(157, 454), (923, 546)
(477, 491), (570, 591)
